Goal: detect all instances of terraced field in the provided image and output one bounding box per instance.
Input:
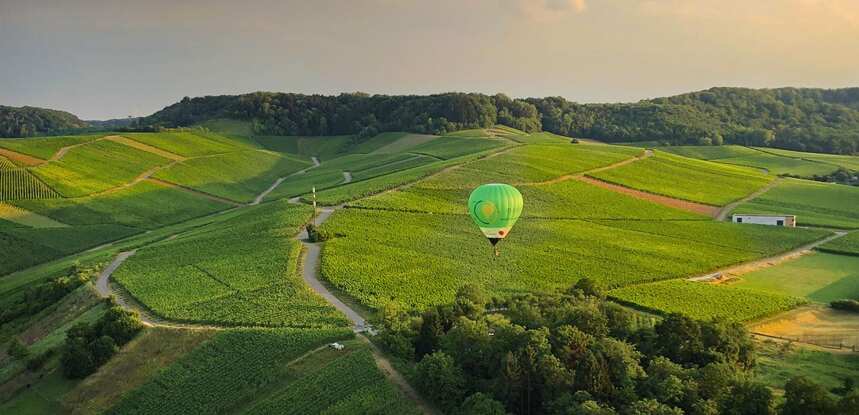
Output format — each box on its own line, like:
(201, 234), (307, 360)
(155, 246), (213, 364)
(112, 201), (347, 327)
(732, 178), (859, 229)
(590, 151), (773, 206)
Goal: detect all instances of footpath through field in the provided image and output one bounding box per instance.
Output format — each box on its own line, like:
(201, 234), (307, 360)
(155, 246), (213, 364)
(715, 177), (781, 221)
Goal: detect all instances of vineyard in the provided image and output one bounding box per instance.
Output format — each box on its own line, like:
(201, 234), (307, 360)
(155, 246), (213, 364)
(608, 279), (806, 321)
(244, 346), (421, 415)
(30, 140), (168, 197)
(818, 231), (859, 256)
(153, 149), (311, 203)
(408, 136), (508, 159)
(661, 145), (840, 177)
(590, 150), (773, 206)
(0, 169), (60, 200)
(12, 180), (229, 229)
(106, 328), (353, 415)
(0, 134), (104, 159)
(254, 134), (355, 158)
(319, 209), (824, 309)
(732, 178), (859, 229)
(0, 156), (16, 170)
(112, 201), (348, 327)
(123, 131), (244, 157)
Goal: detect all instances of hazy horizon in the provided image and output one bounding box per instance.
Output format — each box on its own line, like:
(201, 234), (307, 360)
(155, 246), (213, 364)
(2, 0), (858, 120)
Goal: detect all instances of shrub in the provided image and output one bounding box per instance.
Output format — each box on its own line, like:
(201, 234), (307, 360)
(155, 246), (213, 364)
(830, 299), (859, 313)
(6, 338), (29, 360)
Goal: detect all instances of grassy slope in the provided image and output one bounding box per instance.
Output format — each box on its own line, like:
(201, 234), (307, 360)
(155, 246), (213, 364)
(254, 135), (354, 158)
(0, 135), (105, 159)
(733, 178), (859, 229)
(755, 341), (859, 394)
(818, 231), (859, 256)
(730, 252), (859, 303)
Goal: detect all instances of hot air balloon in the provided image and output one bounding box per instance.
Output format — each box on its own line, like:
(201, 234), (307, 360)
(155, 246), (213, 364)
(468, 183), (523, 256)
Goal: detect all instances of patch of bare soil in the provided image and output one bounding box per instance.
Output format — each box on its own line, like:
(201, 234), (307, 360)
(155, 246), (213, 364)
(0, 148), (44, 166)
(576, 175), (720, 217)
(752, 305), (859, 351)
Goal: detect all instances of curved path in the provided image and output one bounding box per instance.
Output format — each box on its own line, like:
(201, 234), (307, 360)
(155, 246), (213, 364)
(715, 177), (781, 221)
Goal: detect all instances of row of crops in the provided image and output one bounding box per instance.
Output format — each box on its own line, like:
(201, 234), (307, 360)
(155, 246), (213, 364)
(608, 279), (806, 322)
(106, 328), (353, 415)
(818, 232), (859, 256)
(112, 201), (348, 327)
(732, 178), (859, 229)
(245, 347), (421, 415)
(0, 169), (60, 200)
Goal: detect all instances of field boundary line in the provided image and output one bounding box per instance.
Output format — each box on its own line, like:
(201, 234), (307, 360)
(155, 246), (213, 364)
(715, 177), (781, 221)
(49, 135), (109, 161)
(107, 135), (187, 161)
(522, 149), (652, 186)
(147, 178), (243, 206)
(577, 175), (719, 217)
(251, 156), (320, 205)
(0, 147), (45, 166)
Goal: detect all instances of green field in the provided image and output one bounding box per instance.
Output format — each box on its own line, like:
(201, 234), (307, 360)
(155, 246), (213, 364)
(755, 341), (859, 393)
(320, 208), (825, 309)
(30, 140), (168, 197)
(660, 145), (760, 160)
(590, 151), (773, 206)
(0, 134), (104, 159)
(13, 180), (229, 229)
(112, 201), (347, 327)
(365, 132), (439, 154)
(154, 150), (311, 202)
(730, 252), (859, 303)
(106, 328), (353, 414)
(123, 131), (244, 157)
(756, 147), (859, 171)
(254, 135), (354, 158)
(407, 136), (508, 159)
(661, 145), (840, 177)
(732, 178), (859, 229)
(609, 279), (805, 322)
(818, 231), (859, 256)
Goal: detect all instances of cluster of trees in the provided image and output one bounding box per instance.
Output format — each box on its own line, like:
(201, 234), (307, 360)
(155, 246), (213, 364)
(377, 280), (858, 415)
(0, 105), (88, 137)
(528, 88), (859, 155)
(61, 300), (143, 378)
(143, 92), (542, 137)
(0, 264), (98, 325)
(805, 168), (859, 186)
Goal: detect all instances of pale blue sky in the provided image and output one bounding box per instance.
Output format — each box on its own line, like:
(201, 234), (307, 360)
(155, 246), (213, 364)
(1, 0), (858, 119)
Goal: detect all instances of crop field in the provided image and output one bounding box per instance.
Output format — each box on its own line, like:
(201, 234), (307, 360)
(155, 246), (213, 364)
(818, 231), (859, 256)
(154, 150), (311, 202)
(113, 201), (348, 327)
(195, 118), (255, 136)
(0, 202), (66, 228)
(408, 136), (509, 159)
(366, 132), (439, 154)
(730, 252), (859, 303)
(13, 180), (229, 229)
(608, 280), (806, 321)
(0, 168), (60, 200)
(716, 154), (838, 177)
(590, 151), (773, 205)
(319, 209), (824, 309)
(0, 156), (16, 169)
(30, 140), (168, 197)
(254, 135), (354, 158)
(732, 178), (859, 229)
(123, 131), (244, 157)
(353, 176), (707, 220)
(660, 145), (760, 160)
(0, 221), (138, 275)
(418, 143), (641, 190)
(106, 328), (353, 415)
(245, 345), (420, 415)
(0, 134), (104, 159)
(756, 147), (859, 171)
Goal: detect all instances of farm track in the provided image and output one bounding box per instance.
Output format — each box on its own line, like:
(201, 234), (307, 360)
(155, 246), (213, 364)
(250, 156), (320, 205)
(715, 177), (781, 221)
(342, 171), (352, 183)
(687, 230), (849, 283)
(525, 149), (653, 186)
(577, 176), (720, 217)
(50, 136), (109, 161)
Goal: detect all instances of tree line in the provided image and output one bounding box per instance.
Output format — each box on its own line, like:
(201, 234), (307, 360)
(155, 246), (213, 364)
(376, 280), (859, 415)
(4, 87), (859, 156)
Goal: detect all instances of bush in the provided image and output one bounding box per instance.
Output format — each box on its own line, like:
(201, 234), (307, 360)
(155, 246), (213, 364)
(305, 223), (330, 242)
(6, 338), (29, 360)
(830, 299), (859, 313)
(60, 301), (143, 379)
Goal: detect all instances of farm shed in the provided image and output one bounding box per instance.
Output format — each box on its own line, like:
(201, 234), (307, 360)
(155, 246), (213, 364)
(732, 214), (796, 227)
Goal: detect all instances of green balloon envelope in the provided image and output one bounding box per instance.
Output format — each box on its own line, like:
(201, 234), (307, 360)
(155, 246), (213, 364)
(468, 183), (523, 245)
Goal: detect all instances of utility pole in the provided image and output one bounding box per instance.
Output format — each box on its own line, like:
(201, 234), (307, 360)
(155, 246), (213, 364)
(312, 186), (318, 221)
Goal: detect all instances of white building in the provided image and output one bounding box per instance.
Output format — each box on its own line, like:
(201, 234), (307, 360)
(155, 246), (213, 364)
(732, 214), (796, 227)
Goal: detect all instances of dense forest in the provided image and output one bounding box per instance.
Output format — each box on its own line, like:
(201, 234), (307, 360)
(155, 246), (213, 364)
(0, 105), (88, 137)
(377, 281), (859, 415)
(4, 87), (859, 155)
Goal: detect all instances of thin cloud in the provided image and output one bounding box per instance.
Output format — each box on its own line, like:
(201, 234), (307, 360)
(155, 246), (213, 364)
(515, 0), (587, 21)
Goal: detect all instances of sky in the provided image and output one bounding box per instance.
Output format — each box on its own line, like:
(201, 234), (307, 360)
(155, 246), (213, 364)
(1, 0), (858, 120)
